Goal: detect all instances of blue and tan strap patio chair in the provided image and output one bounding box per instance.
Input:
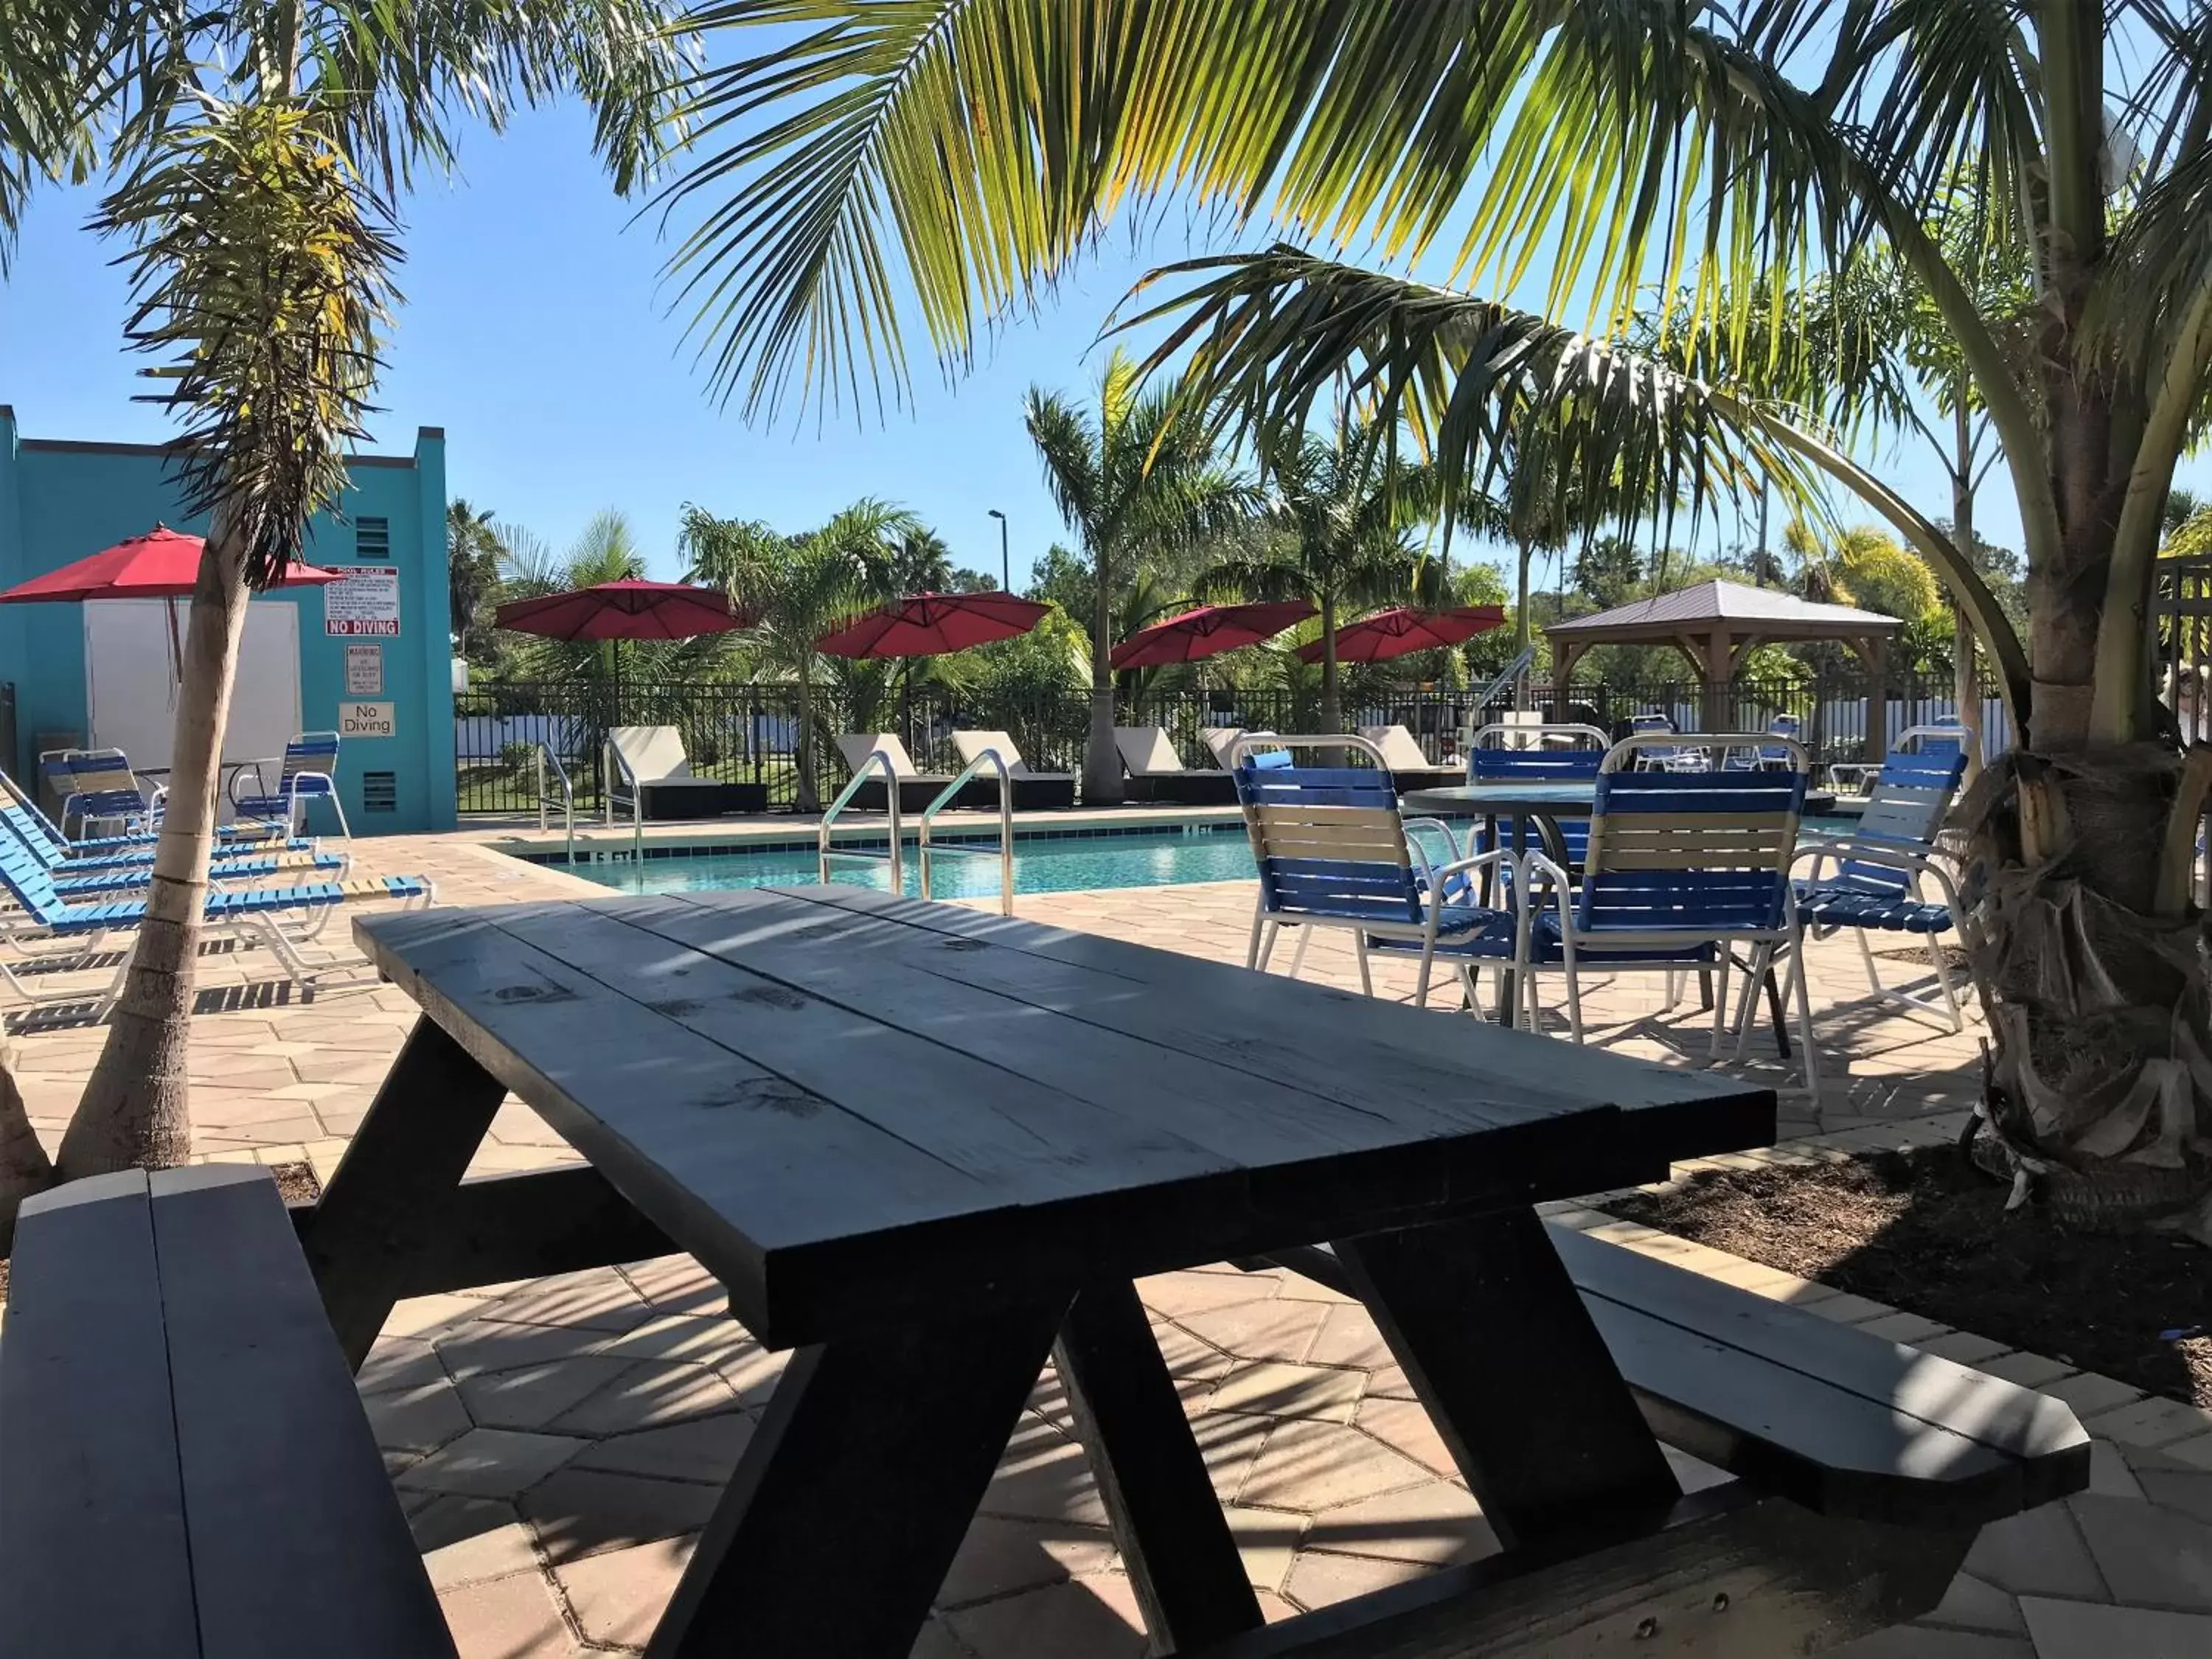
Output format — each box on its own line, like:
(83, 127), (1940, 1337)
(1234, 734), (1513, 1007)
(1790, 745), (1982, 1032)
(231, 731), (348, 837)
(1439, 733), (1819, 1092)
(51, 749), (156, 841)
(1459, 722), (1610, 901)
(0, 815), (431, 1017)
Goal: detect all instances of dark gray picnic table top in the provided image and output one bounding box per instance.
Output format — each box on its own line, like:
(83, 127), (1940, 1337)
(324, 885), (1781, 1657)
(352, 885), (1773, 1347)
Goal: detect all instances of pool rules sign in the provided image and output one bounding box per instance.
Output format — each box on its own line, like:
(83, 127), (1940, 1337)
(324, 566), (400, 636)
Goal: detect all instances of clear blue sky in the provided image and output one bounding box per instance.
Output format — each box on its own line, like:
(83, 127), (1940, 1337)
(3, 96), (2188, 594)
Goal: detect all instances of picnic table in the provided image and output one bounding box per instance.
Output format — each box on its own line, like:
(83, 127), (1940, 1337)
(266, 886), (2084, 1658)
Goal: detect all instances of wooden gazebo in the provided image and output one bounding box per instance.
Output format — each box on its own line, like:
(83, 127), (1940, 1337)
(1546, 580), (1904, 758)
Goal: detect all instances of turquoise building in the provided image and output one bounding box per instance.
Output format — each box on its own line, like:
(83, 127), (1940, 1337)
(0, 408), (456, 834)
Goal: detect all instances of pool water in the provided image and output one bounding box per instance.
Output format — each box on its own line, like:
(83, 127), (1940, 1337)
(564, 815), (1857, 900)
(571, 827), (1260, 900)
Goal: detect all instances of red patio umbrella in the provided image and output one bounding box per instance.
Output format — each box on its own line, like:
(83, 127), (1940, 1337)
(1108, 600), (1318, 669)
(815, 591), (1050, 658)
(0, 523), (347, 602)
(493, 578), (751, 641)
(1295, 604), (1506, 664)
(0, 523), (349, 686)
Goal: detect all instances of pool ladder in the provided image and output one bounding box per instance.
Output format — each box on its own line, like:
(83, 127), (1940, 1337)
(818, 745), (1014, 917)
(533, 744), (577, 864)
(919, 748), (1013, 917)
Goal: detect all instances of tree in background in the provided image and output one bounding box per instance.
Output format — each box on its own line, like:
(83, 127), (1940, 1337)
(1023, 351), (1252, 804)
(447, 500), (507, 661)
(1191, 424), (1441, 740)
(7, 1), (684, 1183)
(681, 501), (918, 810)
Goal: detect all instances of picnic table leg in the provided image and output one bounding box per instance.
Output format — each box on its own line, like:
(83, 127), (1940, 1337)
(1333, 1208), (1680, 1550)
(646, 1299), (1068, 1659)
(1054, 1281), (1263, 1647)
(296, 1016), (507, 1368)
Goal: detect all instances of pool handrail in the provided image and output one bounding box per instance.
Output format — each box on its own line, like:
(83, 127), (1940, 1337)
(917, 749), (1015, 916)
(818, 745), (904, 891)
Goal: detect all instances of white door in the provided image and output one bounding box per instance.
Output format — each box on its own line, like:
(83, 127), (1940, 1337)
(84, 599), (303, 818)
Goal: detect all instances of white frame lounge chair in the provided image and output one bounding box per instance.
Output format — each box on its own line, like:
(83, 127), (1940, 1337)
(950, 731), (1076, 810)
(1112, 727), (1237, 804)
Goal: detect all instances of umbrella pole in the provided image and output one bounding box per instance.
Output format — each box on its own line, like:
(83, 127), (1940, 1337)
(165, 595), (184, 699)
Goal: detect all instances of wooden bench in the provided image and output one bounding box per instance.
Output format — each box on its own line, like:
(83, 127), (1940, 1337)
(0, 1165), (456, 1659)
(1238, 1222), (2092, 1656)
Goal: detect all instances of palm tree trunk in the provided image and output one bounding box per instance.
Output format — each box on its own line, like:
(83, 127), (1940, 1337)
(1950, 400), (1984, 785)
(1085, 546), (1123, 804)
(1962, 387), (2212, 1234)
(59, 528), (253, 1178)
(1320, 595), (1343, 737)
(796, 667), (818, 814)
(1514, 537), (1534, 712)
(0, 1026), (57, 1255)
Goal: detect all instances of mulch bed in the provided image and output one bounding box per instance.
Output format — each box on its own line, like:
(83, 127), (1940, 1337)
(1606, 1145), (2212, 1409)
(268, 1160), (322, 1206)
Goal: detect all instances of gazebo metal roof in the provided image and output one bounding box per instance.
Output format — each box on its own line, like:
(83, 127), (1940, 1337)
(1546, 579), (1904, 750)
(1547, 579), (1902, 644)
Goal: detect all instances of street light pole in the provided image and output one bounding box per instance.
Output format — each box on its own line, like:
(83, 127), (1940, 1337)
(987, 508), (1009, 591)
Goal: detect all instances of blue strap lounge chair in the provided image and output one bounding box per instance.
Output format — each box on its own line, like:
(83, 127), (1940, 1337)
(1792, 745), (1980, 1031)
(1628, 711), (1711, 772)
(0, 816), (431, 1016)
(232, 731), (348, 837)
(0, 773), (337, 892)
(1234, 734), (1511, 1006)
(1724, 713), (1805, 772)
(13, 763), (295, 857)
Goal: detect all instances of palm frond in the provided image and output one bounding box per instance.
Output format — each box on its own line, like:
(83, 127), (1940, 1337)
(95, 94), (400, 587)
(665, 0), (1884, 418)
(1123, 244), (1813, 551)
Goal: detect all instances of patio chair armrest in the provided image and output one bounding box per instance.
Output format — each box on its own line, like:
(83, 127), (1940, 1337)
(1792, 838), (1967, 908)
(1520, 849), (1577, 914)
(1429, 847), (1514, 883)
(228, 759), (279, 807)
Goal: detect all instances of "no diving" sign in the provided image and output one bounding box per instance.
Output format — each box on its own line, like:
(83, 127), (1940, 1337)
(341, 701), (396, 739)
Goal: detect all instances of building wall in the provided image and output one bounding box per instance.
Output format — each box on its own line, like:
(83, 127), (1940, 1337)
(0, 408), (456, 833)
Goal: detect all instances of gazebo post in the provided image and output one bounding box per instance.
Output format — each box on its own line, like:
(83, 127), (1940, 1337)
(1704, 626), (1733, 733)
(1848, 634), (1891, 762)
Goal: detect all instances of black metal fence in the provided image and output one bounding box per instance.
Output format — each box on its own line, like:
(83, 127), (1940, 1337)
(455, 671), (1997, 815)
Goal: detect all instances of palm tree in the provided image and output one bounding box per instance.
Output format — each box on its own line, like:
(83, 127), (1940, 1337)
(446, 499), (505, 661)
(1192, 425), (1440, 739)
(681, 501), (917, 811)
(662, 4), (2212, 1227)
(1023, 351), (1253, 803)
(7, 3), (683, 1181)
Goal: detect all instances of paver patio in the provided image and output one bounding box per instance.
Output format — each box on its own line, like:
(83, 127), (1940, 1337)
(4, 824), (2207, 1658)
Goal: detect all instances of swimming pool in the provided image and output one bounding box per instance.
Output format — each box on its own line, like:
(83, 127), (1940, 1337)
(554, 815), (1857, 899)
(565, 826), (1260, 900)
